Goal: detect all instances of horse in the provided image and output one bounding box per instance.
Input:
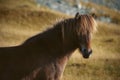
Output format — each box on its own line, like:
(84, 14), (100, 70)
(0, 12), (97, 80)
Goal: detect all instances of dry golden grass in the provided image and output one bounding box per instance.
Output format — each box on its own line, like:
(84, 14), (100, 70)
(0, 0), (67, 46)
(80, 1), (120, 24)
(0, 0), (120, 80)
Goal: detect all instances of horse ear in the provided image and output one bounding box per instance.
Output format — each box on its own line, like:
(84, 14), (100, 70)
(91, 13), (96, 18)
(75, 12), (79, 19)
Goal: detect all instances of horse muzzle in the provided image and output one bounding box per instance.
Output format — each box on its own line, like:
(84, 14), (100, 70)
(80, 48), (92, 59)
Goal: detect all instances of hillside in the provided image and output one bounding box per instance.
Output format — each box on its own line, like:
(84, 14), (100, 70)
(0, 0), (120, 80)
(80, 1), (120, 24)
(36, 0), (120, 24)
(88, 0), (120, 10)
(0, 0), (67, 46)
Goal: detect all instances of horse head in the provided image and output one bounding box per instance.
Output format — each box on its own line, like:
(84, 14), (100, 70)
(74, 12), (97, 58)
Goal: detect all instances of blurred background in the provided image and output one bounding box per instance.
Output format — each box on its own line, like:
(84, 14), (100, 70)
(0, 0), (120, 80)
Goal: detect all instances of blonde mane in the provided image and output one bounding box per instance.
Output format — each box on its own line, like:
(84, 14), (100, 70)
(76, 15), (97, 35)
(53, 14), (97, 39)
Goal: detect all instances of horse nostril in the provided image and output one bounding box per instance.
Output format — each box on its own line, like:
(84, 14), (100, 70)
(83, 49), (87, 52)
(81, 48), (92, 54)
(89, 50), (92, 54)
(81, 48), (87, 53)
(84, 49), (92, 54)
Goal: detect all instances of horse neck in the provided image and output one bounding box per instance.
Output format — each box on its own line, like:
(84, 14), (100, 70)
(47, 26), (77, 57)
(22, 23), (77, 61)
(43, 21), (78, 58)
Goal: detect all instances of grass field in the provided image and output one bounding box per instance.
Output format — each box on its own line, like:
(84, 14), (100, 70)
(0, 0), (120, 80)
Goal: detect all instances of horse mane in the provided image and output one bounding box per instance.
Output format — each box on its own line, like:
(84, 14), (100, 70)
(23, 14), (97, 45)
(52, 14), (97, 40)
(75, 14), (97, 36)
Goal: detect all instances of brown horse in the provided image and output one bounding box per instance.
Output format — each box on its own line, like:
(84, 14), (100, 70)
(0, 12), (97, 80)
